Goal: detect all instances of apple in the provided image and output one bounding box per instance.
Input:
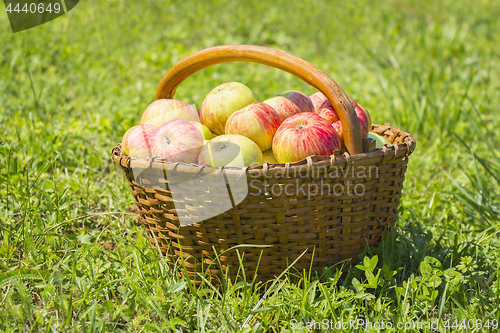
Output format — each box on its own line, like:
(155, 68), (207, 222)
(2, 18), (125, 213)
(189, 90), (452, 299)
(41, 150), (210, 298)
(331, 120), (345, 144)
(309, 92), (328, 112)
(198, 134), (263, 167)
(367, 132), (392, 148)
(262, 149), (279, 164)
(272, 113), (340, 163)
(316, 100), (340, 124)
(150, 119), (204, 163)
(332, 113), (369, 142)
(332, 99), (372, 143)
(141, 99), (200, 127)
(121, 124), (157, 159)
(225, 102), (281, 151)
(190, 121), (214, 143)
(351, 99), (373, 131)
(263, 90), (313, 123)
(200, 82), (257, 135)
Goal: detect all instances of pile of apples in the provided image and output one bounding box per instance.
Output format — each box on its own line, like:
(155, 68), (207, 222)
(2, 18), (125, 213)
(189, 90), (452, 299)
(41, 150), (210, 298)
(122, 82), (390, 167)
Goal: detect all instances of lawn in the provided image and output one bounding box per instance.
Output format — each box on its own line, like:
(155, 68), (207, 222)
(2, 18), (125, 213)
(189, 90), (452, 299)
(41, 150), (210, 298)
(1, 0), (499, 331)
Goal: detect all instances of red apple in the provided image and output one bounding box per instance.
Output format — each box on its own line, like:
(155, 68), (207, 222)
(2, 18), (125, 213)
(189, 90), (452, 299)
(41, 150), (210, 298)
(331, 120), (344, 143)
(198, 134), (263, 167)
(200, 82), (257, 135)
(351, 99), (373, 131)
(332, 99), (372, 143)
(355, 105), (371, 137)
(309, 92), (328, 112)
(272, 113), (340, 163)
(141, 99), (200, 127)
(263, 90), (313, 123)
(316, 100), (340, 124)
(150, 119), (204, 163)
(121, 124), (157, 159)
(225, 102), (280, 151)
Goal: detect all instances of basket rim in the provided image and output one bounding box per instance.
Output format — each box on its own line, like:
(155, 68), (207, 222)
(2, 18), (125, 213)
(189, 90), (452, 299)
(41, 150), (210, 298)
(112, 123), (416, 177)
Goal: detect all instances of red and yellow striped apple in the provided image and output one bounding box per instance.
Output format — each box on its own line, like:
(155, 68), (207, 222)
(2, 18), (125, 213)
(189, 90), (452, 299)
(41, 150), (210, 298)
(332, 99), (373, 143)
(316, 100), (340, 124)
(150, 119), (204, 164)
(121, 124), (157, 159)
(354, 100), (372, 132)
(272, 113), (340, 163)
(198, 134), (263, 167)
(141, 99), (199, 127)
(200, 82), (257, 135)
(309, 91), (328, 112)
(225, 102), (281, 151)
(263, 90), (313, 123)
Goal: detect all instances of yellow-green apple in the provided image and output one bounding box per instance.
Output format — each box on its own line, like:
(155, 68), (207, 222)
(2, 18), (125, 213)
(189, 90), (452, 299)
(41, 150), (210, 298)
(309, 92), (328, 112)
(198, 134), (263, 167)
(200, 82), (257, 135)
(367, 132), (391, 148)
(263, 90), (313, 123)
(121, 124), (157, 159)
(262, 149), (278, 164)
(272, 113), (340, 163)
(150, 119), (204, 163)
(316, 100), (340, 124)
(190, 121), (214, 144)
(141, 99), (199, 127)
(224, 102), (280, 151)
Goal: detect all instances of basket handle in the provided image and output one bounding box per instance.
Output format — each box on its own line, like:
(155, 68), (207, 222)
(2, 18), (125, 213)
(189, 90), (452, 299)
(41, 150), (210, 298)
(155, 45), (363, 155)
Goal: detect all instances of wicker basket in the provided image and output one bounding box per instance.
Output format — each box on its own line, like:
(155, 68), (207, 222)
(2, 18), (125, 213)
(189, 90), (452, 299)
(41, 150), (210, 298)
(112, 45), (416, 283)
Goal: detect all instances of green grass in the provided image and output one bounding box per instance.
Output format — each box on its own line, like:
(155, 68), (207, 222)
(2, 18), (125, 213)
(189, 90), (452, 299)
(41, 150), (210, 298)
(1, 0), (500, 331)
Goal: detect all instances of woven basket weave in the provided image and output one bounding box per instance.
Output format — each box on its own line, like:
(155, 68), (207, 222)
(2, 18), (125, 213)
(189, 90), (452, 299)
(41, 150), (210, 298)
(112, 45), (416, 283)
